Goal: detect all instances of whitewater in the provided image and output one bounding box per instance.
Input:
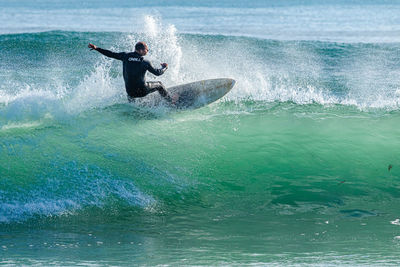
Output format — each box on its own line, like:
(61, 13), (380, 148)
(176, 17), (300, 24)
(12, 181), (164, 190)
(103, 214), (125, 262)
(1, 1), (400, 266)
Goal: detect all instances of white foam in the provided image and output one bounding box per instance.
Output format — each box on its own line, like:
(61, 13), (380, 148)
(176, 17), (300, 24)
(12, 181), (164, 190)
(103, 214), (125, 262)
(1, 121), (42, 131)
(390, 219), (400, 225)
(65, 59), (125, 113)
(0, 176), (156, 223)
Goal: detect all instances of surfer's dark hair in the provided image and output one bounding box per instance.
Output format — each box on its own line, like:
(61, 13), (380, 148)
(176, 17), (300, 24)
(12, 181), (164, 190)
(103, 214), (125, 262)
(135, 42), (148, 51)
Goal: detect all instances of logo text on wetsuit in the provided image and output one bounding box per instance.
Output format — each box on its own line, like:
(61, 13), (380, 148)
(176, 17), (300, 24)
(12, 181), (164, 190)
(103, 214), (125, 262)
(128, 57), (141, 62)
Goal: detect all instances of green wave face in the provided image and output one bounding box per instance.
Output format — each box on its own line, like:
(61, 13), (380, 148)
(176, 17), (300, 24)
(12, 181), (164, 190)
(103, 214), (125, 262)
(1, 31), (400, 265)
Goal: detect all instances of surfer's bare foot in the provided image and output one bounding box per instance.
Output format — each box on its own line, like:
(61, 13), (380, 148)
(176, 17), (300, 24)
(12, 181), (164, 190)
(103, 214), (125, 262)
(171, 94), (179, 105)
(168, 94), (179, 106)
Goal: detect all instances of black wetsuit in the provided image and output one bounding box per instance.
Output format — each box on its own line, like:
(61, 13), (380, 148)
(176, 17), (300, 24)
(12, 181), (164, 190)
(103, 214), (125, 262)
(96, 48), (169, 100)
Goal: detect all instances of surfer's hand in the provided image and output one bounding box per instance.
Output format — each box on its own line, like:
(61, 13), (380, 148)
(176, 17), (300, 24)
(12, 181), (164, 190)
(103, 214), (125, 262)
(161, 63), (168, 68)
(88, 43), (97, 50)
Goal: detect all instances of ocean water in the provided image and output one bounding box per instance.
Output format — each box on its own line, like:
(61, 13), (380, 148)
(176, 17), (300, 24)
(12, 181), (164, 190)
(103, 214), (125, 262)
(1, 0), (400, 266)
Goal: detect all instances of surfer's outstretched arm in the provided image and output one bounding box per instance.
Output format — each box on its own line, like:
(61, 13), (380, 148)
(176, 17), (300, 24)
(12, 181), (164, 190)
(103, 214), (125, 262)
(145, 61), (168, 76)
(88, 43), (125, 60)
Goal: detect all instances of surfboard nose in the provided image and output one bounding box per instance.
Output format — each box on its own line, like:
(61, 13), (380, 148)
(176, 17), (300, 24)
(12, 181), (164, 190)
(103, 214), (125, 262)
(226, 78), (236, 89)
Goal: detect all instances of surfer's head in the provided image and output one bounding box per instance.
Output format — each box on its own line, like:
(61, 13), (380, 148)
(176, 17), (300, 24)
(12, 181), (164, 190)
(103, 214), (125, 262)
(135, 42), (149, 56)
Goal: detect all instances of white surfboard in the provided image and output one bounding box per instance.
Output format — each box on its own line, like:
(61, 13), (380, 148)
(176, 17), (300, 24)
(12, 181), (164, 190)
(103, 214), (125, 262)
(136, 78), (236, 109)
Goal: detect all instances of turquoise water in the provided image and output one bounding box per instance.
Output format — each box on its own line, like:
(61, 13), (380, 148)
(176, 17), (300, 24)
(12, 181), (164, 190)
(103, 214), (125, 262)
(2, 1), (400, 266)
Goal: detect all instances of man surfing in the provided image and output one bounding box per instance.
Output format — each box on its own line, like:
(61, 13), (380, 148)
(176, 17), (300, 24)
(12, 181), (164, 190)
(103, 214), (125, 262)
(88, 41), (174, 103)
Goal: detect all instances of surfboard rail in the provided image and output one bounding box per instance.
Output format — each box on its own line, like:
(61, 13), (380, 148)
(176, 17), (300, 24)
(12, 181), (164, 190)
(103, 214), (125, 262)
(135, 78), (236, 109)
(166, 78), (236, 109)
